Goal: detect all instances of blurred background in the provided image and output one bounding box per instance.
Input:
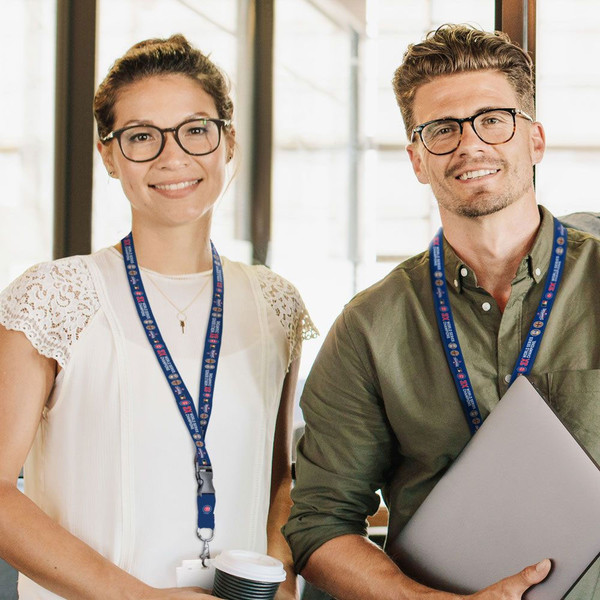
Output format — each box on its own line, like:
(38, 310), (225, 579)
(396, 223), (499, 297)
(1, 0), (599, 596)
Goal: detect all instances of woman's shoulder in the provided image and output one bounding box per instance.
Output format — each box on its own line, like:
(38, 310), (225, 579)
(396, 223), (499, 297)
(224, 259), (319, 363)
(226, 259), (311, 322)
(0, 253), (101, 304)
(1, 254), (94, 300)
(0, 254), (102, 368)
(223, 257), (302, 296)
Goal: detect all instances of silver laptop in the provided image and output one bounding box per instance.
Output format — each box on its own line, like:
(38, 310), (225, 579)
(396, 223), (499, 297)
(388, 375), (600, 599)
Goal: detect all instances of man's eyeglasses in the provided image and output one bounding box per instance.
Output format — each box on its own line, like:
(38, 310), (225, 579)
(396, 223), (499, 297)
(101, 117), (231, 163)
(411, 108), (534, 156)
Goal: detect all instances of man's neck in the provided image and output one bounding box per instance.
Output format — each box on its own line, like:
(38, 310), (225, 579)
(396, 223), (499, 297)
(441, 200), (541, 312)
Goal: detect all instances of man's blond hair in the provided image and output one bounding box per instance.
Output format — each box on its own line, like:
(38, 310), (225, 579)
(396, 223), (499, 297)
(392, 24), (534, 138)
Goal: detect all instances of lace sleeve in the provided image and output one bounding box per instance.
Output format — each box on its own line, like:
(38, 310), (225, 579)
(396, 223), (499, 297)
(0, 257), (100, 368)
(255, 266), (318, 367)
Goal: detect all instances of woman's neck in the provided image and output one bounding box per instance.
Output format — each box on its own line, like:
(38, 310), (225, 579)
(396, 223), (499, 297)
(118, 222), (214, 275)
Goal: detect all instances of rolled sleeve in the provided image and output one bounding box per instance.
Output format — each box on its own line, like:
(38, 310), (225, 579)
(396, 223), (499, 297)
(283, 308), (397, 572)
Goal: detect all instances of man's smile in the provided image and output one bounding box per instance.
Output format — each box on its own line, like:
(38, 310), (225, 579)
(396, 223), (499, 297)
(456, 169), (499, 181)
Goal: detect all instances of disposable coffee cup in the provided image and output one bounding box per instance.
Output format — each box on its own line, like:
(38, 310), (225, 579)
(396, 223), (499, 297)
(212, 550), (286, 600)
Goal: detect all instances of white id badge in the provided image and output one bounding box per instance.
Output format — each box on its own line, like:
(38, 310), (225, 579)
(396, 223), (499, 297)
(175, 558), (215, 588)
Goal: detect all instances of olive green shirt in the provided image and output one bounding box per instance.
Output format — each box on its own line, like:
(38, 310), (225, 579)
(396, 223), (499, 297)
(284, 207), (600, 599)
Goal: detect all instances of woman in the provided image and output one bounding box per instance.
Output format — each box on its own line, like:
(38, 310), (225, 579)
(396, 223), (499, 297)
(0, 35), (315, 599)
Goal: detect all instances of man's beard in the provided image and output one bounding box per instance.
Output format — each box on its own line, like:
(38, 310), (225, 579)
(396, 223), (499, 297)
(450, 189), (513, 218)
(435, 159), (532, 219)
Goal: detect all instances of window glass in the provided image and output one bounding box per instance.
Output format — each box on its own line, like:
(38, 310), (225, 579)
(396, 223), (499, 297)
(0, 0), (56, 289)
(93, 0), (245, 258)
(271, 0), (355, 376)
(536, 1), (600, 216)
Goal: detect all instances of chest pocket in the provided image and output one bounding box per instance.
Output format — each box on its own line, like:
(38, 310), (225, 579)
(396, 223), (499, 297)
(536, 369), (600, 464)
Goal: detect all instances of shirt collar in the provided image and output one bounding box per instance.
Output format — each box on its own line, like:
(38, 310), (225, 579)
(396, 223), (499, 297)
(442, 205), (554, 293)
(518, 205), (554, 284)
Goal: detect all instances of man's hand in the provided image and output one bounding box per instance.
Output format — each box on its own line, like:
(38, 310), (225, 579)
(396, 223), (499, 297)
(469, 559), (551, 599)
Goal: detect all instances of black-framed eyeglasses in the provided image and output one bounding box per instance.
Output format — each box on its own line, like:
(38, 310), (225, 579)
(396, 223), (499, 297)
(411, 108), (534, 156)
(101, 117), (231, 163)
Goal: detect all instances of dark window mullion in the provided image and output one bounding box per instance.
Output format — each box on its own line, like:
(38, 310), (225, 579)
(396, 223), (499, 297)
(53, 0), (96, 259)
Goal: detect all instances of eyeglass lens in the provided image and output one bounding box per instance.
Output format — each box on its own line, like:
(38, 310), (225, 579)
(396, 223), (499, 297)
(421, 109), (515, 155)
(118, 119), (221, 161)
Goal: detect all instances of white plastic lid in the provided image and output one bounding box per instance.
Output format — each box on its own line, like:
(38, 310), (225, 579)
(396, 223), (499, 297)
(213, 550), (286, 583)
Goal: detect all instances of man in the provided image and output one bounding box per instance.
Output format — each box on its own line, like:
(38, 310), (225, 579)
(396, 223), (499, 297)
(283, 24), (600, 600)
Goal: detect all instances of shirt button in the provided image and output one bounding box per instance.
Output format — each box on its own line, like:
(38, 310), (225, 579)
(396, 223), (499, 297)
(460, 267), (468, 277)
(482, 302), (491, 312)
(454, 279), (459, 288)
(504, 374), (511, 383)
(535, 267), (541, 276)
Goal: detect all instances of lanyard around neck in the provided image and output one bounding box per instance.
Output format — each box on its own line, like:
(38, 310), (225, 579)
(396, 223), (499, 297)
(429, 218), (567, 435)
(121, 233), (224, 559)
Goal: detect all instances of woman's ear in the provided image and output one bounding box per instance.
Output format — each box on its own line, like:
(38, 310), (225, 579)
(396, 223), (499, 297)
(97, 140), (117, 177)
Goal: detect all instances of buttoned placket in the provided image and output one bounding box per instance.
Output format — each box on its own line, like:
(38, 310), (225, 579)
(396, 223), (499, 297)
(451, 255), (546, 399)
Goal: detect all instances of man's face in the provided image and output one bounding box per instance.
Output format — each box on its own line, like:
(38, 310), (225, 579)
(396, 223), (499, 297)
(406, 70), (545, 219)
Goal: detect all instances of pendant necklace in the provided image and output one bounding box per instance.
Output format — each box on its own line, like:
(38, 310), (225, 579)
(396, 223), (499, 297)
(146, 274), (211, 334)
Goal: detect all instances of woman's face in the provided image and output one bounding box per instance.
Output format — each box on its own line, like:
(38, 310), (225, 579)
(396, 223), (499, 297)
(98, 73), (233, 231)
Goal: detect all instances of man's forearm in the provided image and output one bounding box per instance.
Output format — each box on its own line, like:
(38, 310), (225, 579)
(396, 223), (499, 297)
(301, 534), (456, 600)
(301, 534), (552, 600)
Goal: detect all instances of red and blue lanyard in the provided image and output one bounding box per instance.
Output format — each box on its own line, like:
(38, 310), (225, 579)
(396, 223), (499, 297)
(121, 233), (224, 562)
(429, 218), (567, 435)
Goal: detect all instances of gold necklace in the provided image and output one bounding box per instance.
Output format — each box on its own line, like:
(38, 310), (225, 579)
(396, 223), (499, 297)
(146, 274), (211, 334)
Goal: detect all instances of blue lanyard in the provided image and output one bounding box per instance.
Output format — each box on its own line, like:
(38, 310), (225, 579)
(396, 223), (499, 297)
(429, 218), (567, 435)
(121, 233), (224, 559)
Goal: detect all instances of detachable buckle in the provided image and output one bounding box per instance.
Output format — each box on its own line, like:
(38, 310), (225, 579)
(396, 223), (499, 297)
(195, 465), (215, 495)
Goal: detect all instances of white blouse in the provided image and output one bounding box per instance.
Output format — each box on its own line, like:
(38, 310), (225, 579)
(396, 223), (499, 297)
(0, 247), (316, 599)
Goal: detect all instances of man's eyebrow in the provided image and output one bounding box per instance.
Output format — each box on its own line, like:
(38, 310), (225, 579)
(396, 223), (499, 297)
(431, 106), (503, 121)
(474, 106), (501, 113)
